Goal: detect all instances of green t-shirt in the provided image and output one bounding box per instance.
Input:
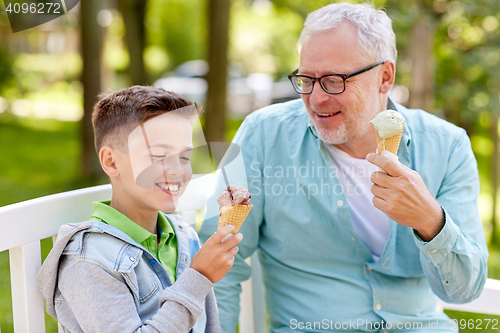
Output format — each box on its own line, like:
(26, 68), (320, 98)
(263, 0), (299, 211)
(91, 201), (178, 282)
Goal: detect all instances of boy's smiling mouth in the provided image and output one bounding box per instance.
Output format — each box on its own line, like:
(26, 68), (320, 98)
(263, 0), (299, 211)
(156, 182), (182, 195)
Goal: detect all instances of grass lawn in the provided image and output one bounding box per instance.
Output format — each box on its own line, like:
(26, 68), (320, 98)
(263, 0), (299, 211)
(1, 114), (499, 332)
(0, 114), (87, 205)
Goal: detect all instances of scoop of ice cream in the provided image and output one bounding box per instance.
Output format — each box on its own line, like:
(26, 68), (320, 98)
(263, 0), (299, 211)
(370, 110), (405, 138)
(217, 185), (251, 207)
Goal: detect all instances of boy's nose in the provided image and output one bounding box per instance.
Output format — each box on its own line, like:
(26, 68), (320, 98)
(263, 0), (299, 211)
(162, 159), (184, 177)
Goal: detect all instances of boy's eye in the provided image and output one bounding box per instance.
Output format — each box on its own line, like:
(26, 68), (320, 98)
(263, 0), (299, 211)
(181, 157), (191, 162)
(151, 155), (166, 161)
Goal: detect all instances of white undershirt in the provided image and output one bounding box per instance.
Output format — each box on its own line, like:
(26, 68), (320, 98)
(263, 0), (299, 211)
(325, 144), (390, 262)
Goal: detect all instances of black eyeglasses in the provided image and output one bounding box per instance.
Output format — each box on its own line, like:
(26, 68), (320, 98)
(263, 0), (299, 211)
(288, 61), (386, 95)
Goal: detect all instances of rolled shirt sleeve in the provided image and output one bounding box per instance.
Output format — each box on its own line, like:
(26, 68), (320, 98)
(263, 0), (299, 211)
(413, 129), (488, 303)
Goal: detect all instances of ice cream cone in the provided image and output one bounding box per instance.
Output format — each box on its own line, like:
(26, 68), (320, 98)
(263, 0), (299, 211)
(218, 204), (253, 234)
(376, 129), (403, 155)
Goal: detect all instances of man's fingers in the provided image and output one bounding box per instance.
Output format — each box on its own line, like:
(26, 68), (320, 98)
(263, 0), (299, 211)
(370, 171), (391, 187)
(366, 153), (402, 176)
(372, 196), (387, 212)
(371, 183), (390, 198)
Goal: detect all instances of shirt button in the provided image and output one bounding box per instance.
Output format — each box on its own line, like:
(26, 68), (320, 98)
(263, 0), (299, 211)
(184, 257), (188, 264)
(351, 236), (356, 241)
(149, 259), (157, 265)
(367, 266), (372, 271)
(430, 249), (438, 254)
(129, 257), (135, 262)
(337, 200), (344, 207)
(375, 302), (382, 310)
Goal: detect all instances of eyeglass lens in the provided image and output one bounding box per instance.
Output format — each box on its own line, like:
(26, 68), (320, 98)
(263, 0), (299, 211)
(293, 75), (345, 94)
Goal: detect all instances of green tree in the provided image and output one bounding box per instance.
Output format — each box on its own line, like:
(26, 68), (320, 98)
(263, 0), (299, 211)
(81, 0), (104, 179)
(118, 0), (149, 85)
(147, 0), (207, 70)
(204, 0), (231, 142)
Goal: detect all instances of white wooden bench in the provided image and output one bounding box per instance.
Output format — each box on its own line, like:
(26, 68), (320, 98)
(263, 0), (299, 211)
(0, 177), (498, 333)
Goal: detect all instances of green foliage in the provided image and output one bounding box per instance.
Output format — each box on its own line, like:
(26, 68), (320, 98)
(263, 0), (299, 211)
(146, 0), (207, 70)
(430, 1), (500, 128)
(0, 115), (89, 206)
(103, 12), (130, 73)
(230, 0), (303, 78)
(0, 47), (15, 95)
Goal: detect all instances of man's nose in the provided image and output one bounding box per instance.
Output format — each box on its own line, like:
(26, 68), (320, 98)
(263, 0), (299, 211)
(309, 81), (330, 105)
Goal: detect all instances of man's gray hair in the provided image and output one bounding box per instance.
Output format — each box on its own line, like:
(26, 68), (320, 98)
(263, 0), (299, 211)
(299, 2), (397, 63)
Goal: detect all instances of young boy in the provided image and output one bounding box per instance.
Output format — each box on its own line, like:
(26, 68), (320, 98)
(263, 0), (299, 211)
(36, 86), (242, 332)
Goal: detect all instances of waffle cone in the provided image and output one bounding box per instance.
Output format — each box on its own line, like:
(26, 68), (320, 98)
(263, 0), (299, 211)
(218, 204), (253, 234)
(376, 129), (403, 155)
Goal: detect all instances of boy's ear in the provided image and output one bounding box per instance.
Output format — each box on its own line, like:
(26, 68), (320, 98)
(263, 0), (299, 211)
(99, 146), (120, 178)
(379, 61), (395, 94)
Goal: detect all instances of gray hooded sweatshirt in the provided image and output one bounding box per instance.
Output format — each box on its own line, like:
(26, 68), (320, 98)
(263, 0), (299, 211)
(36, 219), (221, 333)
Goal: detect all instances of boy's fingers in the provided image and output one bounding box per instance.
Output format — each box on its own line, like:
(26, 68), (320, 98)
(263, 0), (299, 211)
(207, 225), (236, 245)
(221, 234), (232, 243)
(220, 233), (243, 250)
(227, 245), (239, 257)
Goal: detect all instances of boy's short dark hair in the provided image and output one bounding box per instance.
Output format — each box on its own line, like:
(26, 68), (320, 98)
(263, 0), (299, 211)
(92, 86), (200, 153)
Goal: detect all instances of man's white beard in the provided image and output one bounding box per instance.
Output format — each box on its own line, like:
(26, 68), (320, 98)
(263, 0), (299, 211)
(314, 121), (350, 144)
(312, 92), (381, 145)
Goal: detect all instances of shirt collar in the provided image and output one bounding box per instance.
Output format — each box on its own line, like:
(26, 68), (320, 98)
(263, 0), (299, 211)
(157, 212), (174, 237)
(91, 201), (174, 245)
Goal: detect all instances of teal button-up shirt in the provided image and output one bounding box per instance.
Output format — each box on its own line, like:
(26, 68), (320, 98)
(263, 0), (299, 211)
(199, 98), (488, 332)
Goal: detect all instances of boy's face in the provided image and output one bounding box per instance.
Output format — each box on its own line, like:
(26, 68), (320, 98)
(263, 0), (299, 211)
(124, 111), (194, 212)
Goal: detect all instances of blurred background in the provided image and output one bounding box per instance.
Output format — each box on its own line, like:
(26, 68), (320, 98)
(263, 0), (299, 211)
(0, 0), (500, 332)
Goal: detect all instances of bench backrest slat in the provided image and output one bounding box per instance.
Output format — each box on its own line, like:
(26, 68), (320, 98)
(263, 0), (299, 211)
(9, 241), (46, 333)
(0, 185), (112, 252)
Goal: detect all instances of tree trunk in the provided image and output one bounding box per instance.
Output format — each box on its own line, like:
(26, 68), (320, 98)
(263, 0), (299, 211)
(118, 0), (148, 85)
(491, 115), (499, 246)
(81, 0), (103, 179)
(203, 0), (230, 143)
(408, 14), (435, 113)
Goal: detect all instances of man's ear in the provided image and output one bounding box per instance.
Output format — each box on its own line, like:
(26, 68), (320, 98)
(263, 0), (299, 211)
(99, 146), (120, 178)
(379, 61), (395, 94)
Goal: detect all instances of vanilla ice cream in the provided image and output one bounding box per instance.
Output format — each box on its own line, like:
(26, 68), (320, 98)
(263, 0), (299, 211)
(370, 110), (405, 139)
(370, 110), (406, 156)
